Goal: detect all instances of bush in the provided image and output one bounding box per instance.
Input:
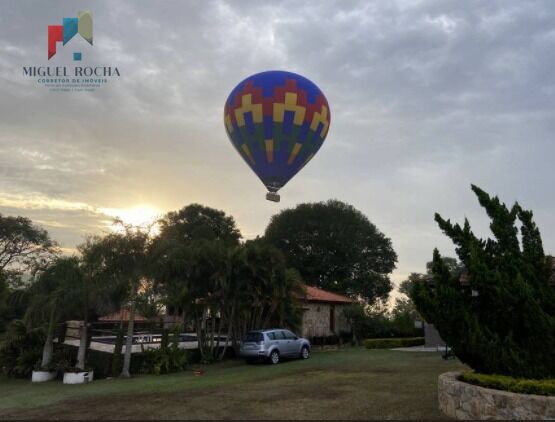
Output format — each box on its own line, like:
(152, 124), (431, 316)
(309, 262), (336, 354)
(412, 186), (555, 379)
(0, 320), (45, 378)
(141, 329), (187, 375)
(364, 337), (424, 349)
(142, 345), (188, 375)
(459, 372), (555, 396)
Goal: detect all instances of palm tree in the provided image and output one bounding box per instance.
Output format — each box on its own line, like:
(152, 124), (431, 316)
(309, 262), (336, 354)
(24, 257), (81, 369)
(74, 237), (125, 371)
(87, 224), (152, 378)
(229, 240), (304, 348)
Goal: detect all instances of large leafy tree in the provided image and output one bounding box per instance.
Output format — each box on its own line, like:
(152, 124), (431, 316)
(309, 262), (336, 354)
(0, 214), (58, 286)
(158, 204), (241, 246)
(264, 200), (397, 303)
(0, 214), (57, 334)
(412, 185), (555, 379)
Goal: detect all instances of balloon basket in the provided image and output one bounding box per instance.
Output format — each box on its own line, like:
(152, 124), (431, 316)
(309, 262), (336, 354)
(266, 192), (280, 202)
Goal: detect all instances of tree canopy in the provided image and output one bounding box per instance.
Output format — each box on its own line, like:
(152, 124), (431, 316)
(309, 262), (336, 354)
(264, 200), (397, 303)
(0, 214), (57, 286)
(158, 204), (241, 246)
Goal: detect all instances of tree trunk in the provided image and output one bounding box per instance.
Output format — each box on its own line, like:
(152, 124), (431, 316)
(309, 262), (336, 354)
(76, 321), (87, 370)
(41, 308), (56, 369)
(120, 302), (135, 378)
(195, 310), (205, 361)
(219, 304), (235, 360)
(209, 310), (216, 358)
(262, 301), (278, 328)
(112, 324), (124, 376)
(77, 272), (90, 371)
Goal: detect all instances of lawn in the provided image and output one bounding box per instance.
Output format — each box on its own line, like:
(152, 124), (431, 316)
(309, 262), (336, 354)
(0, 348), (465, 420)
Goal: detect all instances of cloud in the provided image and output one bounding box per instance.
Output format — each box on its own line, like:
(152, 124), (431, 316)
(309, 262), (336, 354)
(0, 0), (554, 291)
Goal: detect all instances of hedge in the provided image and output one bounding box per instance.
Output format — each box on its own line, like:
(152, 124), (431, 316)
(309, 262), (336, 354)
(363, 337), (424, 349)
(459, 371), (555, 396)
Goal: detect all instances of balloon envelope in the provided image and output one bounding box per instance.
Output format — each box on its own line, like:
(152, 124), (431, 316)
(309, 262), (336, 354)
(224, 70), (330, 193)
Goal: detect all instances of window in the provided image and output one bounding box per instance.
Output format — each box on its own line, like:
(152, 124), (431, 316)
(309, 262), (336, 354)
(282, 330), (297, 340)
(272, 331), (285, 340)
(243, 332), (263, 342)
(267, 332), (275, 340)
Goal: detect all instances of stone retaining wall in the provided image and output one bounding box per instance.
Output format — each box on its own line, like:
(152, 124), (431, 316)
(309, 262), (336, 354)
(438, 371), (555, 420)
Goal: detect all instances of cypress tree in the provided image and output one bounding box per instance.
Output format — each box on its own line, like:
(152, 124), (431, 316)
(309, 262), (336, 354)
(412, 185), (554, 379)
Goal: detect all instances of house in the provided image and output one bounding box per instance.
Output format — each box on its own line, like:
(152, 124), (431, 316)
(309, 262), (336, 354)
(296, 286), (352, 339)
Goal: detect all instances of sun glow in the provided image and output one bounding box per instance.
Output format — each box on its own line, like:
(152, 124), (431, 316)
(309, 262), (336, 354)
(99, 205), (161, 235)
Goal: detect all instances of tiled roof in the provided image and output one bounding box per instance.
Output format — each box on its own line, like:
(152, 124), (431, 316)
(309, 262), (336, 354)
(298, 285), (353, 304)
(98, 309), (149, 322)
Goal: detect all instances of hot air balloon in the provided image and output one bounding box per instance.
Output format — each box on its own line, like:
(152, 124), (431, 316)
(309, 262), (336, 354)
(224, 70), (331, 202)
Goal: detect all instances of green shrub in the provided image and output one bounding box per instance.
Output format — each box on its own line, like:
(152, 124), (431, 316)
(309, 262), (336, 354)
(459, 372), (555, 396)
(142, 329), (187, 375)
(364, 337), (424, 349)
(142, 344), (187, 375)
(412, 186), (555, 379)
(0, 320), (45, 378)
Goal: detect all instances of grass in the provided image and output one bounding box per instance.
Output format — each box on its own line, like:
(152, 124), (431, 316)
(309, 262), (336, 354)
(0, 348), (466, 420)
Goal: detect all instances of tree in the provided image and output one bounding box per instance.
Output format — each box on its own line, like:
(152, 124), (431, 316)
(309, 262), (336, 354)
(229, 239), (304, 349)
(151, 204), (241, 360)
(0, 214), (58, 286)
(264, 200), (397, 303)
(88, 223), (152, 378)
(24, 257), (82, 369)
(411, 185), (555, 379)
(158, 204), (241, 246)
(395, 258), (463, 334)
(151, 235), (303, 361)
(343, 303), (367, 345)
(0, 271), (8, 332)
(75, 237), (125, 371)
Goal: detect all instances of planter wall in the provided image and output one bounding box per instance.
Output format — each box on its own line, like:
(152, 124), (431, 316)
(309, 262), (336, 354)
(438, 371), (555, 420)
(31, 370), (57, 383)
(63, 370), (94, 384)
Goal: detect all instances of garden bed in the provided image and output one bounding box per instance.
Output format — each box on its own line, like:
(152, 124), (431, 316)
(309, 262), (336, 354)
(459, 371), (555, 397)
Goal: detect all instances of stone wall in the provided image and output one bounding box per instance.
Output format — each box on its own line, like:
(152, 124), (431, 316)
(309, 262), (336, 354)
(438, 371), (555, 420)
(300, 303), (350, 338)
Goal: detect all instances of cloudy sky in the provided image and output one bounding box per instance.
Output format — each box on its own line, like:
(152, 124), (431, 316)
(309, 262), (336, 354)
(1, 0), (554, 293)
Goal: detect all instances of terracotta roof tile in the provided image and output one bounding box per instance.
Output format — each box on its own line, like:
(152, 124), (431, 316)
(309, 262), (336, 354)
(298, 285), (353, 304)
(98, 309), (148, 322)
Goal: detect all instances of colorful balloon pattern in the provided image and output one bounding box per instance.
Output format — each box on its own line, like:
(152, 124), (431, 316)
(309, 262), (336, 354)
(224, 71), (330, 193)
